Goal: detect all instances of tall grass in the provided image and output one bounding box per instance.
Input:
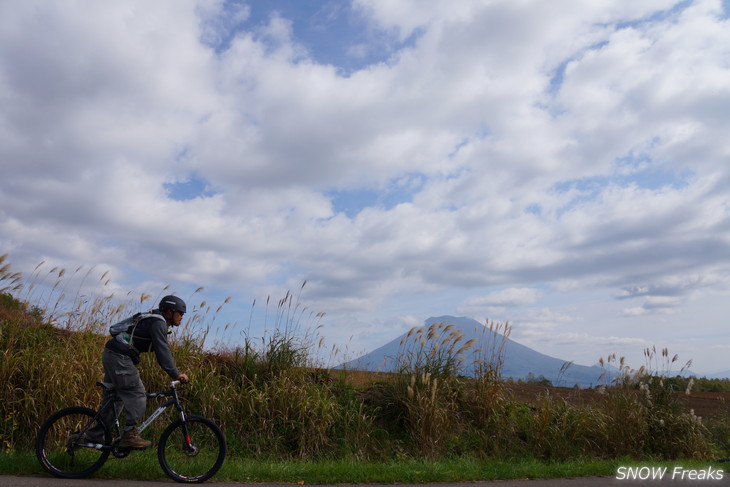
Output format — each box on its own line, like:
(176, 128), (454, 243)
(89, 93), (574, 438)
(0, 254), (726, 461)
(587, 350), (712, 459)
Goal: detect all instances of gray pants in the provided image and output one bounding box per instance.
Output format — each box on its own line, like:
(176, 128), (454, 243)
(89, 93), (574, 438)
(88, 349), (146, 439)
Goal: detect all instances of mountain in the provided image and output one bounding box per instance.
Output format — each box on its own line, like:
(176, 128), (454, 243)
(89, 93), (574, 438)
(339, 316), (610, 388)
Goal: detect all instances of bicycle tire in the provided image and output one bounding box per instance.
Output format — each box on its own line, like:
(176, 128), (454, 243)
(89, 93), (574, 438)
(158, 415), (226, 483)
(36, 406), (111, 479)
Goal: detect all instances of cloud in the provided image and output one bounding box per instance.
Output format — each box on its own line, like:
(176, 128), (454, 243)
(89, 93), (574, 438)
(459, 288), (544, 312)
(528, 331), (647, 349)
(616, 274), (719, 299)
(621, 295), (684, 317)
(616, 273), (726, 317)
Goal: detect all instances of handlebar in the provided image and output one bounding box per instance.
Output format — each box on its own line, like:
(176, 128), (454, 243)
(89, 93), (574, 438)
(146, 380), (187, 398)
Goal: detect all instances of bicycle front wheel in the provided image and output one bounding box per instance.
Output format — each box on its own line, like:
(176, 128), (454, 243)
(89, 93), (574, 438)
(36, 406), (111, 479)
(158, 415), (226, 483)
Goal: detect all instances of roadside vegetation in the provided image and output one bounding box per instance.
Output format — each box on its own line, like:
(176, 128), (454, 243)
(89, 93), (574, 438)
(1, 254), (729, 481)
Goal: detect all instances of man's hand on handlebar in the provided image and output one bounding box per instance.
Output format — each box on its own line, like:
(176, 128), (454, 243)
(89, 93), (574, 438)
(177, 373), (189, 383)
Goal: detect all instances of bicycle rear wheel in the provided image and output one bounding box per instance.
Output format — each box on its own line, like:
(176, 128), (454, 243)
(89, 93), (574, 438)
(36, 406), (111, 479)
(158, 415), (226, 483)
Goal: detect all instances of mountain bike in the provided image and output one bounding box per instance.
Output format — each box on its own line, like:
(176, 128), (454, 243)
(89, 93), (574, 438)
(36, 380), (226, 483)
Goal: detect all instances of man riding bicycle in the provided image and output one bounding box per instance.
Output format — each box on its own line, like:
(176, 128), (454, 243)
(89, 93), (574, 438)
(86, 295), (189, 449)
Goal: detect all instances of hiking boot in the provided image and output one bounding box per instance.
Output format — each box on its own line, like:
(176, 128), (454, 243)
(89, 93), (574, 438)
(119, 428), (151, 450)
(66, 432), (81, 451)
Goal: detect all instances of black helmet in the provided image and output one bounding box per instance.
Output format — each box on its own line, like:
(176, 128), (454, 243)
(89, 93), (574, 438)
(159, 295), (186, 314)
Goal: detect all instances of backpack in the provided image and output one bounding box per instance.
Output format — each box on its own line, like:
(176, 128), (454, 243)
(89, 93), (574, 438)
(109, 311), (163, 350)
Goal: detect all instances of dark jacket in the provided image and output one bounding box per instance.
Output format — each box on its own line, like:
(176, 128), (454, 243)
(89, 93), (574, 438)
(105, 309), (181, 379)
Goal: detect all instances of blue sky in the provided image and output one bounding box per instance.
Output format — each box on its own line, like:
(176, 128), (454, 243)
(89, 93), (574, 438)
(201, 0), (419, 73)
(1, 0), (729, 375)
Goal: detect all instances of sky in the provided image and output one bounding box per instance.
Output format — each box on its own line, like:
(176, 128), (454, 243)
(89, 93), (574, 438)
(1, 0), (729, 375)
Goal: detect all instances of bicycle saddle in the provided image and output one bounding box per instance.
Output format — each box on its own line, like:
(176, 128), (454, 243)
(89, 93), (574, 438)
(96, 381), (116, 391)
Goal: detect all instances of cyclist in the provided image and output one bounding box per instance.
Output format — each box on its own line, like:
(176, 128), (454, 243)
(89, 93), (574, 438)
(86, 295), (189, 449)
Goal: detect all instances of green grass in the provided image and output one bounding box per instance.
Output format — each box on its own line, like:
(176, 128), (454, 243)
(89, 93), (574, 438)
(0, 451), (621, 482)
(201, 456), (621, 483)
(3, 451), (728, 483)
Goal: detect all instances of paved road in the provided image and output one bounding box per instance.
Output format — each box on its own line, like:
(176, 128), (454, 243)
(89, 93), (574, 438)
(0, 475), (726, 486)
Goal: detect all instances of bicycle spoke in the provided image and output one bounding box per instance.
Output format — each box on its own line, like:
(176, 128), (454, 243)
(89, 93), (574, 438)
(36, 407), (110, 479)
(158, 417), (225, 483)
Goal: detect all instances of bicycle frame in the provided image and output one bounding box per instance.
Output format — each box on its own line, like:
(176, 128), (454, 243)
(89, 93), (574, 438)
(84, 380), (185, 450)
(138, 382), (186, 434)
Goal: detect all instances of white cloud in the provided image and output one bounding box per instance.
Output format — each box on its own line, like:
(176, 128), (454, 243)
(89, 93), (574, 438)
(459, 288), (544, 314)
(621, 295), (684, 317)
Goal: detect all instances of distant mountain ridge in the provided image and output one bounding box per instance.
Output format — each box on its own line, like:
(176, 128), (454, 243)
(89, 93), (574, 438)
(339, 315), (611, 388)
(706, 370), (730, 379)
